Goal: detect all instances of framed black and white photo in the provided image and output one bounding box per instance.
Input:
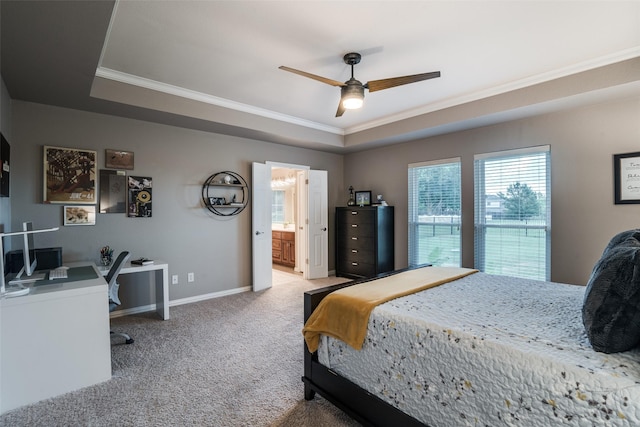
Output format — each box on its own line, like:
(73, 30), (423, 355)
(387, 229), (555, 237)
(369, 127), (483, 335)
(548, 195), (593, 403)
(614, 151), (640, 204)
(354, 190), (372, 206)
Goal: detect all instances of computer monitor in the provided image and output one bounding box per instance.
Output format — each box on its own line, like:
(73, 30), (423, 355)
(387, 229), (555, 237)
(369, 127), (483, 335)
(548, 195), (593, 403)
(15, 221), (37, 279)
(0, 222), (59, 297)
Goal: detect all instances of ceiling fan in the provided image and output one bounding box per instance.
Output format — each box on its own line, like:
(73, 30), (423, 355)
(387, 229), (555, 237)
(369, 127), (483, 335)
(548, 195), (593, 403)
(279, 52), (441, 117)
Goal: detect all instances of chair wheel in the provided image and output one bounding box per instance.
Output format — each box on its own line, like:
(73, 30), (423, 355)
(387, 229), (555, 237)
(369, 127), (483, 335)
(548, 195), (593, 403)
(125, 338), (134, 344)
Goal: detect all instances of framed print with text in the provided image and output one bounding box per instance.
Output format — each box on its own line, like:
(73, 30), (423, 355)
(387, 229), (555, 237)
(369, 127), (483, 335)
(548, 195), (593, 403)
(614, 151), (640, 204)
(44, 146), (96, 204)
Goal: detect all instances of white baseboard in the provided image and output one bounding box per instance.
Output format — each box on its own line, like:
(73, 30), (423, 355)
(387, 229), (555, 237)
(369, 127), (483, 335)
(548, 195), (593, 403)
(110, 271), (342, 318)
(110, 304), (157, 318)
(170, 286), (251, 307)
(109, 286), (252, 318)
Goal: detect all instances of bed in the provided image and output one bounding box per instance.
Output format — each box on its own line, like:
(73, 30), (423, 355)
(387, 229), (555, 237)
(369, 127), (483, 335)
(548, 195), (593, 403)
(302, 231), (640, 426)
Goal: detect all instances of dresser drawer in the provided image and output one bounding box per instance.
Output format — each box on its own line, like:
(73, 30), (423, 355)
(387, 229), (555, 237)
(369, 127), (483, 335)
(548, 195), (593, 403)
(272, 231), (282, 239)
(337, 234), (375, 251)
(337, 209), (375, 226)
(339, 247), (374, 263)
(338, 259), (375, 278)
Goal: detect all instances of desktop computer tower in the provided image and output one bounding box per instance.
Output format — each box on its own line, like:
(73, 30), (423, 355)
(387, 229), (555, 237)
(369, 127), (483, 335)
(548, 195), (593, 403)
(4, 247), (63, 274)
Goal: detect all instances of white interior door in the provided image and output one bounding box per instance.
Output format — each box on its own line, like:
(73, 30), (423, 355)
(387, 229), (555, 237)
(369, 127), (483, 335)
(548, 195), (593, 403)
(305, 170), (328, 279)
(295, 170), (307, 273)
(252, 162), (272, 291)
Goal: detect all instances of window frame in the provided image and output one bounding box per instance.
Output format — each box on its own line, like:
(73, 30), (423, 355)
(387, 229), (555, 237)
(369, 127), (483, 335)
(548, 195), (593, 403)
(408, 157), (462, 267)
(474, 145), (551, 280)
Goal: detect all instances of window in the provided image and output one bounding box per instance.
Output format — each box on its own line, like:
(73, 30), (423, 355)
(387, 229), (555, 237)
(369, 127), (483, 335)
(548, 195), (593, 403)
(408, 158), (461, 267)
(272, 190), (284, 223)
(474, 146), (550, 280)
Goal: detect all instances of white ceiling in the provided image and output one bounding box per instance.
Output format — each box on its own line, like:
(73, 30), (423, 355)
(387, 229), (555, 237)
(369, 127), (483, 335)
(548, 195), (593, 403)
(2, 1), (640, 152)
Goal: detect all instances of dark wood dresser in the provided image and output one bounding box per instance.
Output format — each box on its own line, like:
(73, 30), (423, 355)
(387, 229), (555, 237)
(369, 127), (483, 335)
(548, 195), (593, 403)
(335, 206), (394, 279)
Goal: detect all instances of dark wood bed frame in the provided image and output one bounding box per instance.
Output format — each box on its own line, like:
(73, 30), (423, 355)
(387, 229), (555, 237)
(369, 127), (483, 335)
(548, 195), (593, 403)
(303, 267), (428, 427)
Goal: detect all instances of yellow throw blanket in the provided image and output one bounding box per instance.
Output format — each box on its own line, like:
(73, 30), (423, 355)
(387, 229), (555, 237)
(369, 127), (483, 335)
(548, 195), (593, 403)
(303, 267), (478, 352)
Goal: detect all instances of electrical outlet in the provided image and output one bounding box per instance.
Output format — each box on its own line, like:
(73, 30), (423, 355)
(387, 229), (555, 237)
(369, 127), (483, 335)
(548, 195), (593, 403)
(188, 272), (194, 282)
(172, 275), (179, 285)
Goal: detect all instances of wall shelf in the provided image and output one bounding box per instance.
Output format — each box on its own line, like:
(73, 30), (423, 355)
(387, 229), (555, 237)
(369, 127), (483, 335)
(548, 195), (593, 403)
(201, 171), (249, 216)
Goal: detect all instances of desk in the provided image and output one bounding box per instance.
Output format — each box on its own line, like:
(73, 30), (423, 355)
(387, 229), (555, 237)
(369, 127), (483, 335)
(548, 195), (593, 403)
(0, 263), (111, 414)
(97, 261), (170, 320)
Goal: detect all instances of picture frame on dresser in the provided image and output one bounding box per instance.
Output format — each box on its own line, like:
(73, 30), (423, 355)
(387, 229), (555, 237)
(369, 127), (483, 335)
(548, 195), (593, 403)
(614, 151), (640, 204)
(354, 190), (371, 206)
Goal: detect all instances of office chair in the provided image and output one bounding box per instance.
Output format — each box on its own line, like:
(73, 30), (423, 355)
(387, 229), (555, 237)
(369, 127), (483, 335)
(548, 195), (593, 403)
(107, 251), (133, 344)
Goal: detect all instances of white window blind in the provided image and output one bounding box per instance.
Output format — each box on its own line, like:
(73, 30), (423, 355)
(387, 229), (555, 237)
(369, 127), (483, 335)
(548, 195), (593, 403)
(408, 158), (461, 267)
(474, 146), (550, 280)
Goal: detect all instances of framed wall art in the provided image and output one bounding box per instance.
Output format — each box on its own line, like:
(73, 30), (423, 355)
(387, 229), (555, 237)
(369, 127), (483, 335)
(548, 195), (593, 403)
(99, 169), (127, 213)
(64, 205), (96, 226)
(128, 175), (152, 217)
(44, 146), (96, 204)
(1, 133), (10, 197)
(105, 149), (134, 170)
(355, 190), (372, 206)
(614, 151), (640, 204)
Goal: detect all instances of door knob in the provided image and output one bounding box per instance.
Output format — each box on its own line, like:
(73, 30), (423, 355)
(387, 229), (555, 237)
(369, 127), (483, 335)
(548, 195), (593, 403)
(321, 227), (327, 231)
(255, 231), (263, 235)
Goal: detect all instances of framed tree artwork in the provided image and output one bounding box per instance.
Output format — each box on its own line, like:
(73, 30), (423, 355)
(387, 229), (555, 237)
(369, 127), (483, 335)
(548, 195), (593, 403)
(43, 146), (96, 204)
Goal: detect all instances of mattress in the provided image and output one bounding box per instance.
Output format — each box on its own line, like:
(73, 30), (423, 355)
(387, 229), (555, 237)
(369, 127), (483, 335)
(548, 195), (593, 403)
(317, 272), (640, 426)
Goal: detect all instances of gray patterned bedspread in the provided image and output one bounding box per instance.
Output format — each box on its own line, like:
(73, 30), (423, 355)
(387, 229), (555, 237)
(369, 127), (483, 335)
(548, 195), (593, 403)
(317, 272), (640, 426)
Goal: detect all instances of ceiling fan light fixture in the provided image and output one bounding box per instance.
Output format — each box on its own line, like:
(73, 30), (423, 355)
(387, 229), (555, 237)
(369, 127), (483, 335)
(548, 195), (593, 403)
(341, 83), (364, 110)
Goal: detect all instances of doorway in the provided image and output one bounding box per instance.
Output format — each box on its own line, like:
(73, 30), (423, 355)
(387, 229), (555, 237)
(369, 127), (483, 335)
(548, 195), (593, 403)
(252, 162), (328, 292)
(271, 166), (303, 275)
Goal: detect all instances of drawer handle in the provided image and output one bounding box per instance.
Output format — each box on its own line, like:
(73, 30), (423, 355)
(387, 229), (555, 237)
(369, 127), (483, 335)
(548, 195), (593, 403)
(351, 211), (358, 215)
(351, 249), (358, 253)
(351, 237), (358, 240)
(351, 262), (358, 266)
(351, 224), (358, 228)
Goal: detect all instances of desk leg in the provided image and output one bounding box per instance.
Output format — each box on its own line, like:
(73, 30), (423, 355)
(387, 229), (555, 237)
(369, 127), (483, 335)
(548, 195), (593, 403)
(155, 266), (170, 320)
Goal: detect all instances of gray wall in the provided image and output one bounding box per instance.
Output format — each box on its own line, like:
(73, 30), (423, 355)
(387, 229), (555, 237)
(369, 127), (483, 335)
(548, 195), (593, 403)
(344, 95), (640, 285)
(10, 101), (344, 307)
(8, 93), (640, 308)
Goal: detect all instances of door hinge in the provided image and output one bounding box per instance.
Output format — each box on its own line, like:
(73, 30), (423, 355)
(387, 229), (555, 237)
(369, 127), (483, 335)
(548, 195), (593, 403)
(306, 258), (309, 265)
(305, 179), (309, 185)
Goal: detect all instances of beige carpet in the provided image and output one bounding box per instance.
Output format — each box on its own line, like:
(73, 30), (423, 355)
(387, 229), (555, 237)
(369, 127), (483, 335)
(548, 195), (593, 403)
(0, 270), (359, 427)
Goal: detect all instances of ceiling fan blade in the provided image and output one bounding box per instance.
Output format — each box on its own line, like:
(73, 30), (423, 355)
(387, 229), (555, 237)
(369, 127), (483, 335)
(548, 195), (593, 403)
(335, 101), (346, 117)
(366, 71), (441, 93)
(278, 66), (345, 87)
